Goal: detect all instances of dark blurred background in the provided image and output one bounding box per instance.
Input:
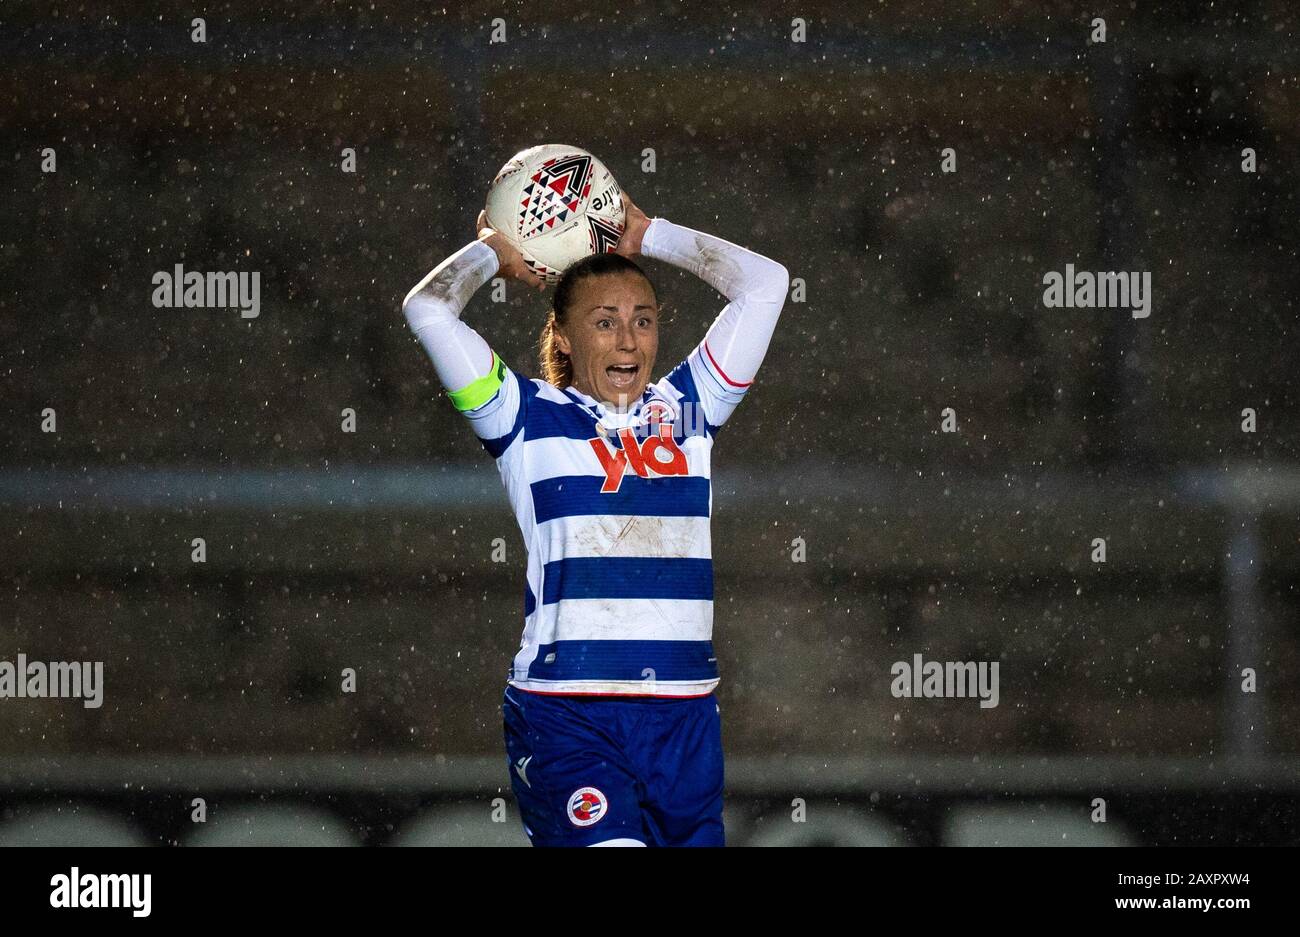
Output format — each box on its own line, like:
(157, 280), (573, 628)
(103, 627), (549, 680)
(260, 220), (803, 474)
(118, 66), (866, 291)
(1, 0), (1298, 845)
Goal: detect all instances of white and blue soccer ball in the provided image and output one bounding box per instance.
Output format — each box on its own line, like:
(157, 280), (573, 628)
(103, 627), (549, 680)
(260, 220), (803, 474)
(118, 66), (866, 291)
(484, 144), (626, 283)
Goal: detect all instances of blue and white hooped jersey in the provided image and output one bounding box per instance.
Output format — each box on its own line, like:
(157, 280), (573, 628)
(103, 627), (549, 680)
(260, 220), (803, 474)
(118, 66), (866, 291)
(458, 341), (748, 697)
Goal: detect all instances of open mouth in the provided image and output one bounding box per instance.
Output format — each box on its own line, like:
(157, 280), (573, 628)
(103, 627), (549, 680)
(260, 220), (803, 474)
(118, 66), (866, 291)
(605, 364), (639, 389)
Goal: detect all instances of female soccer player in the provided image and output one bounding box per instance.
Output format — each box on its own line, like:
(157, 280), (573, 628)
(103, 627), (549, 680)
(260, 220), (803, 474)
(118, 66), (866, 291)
(401, 192), (788, 846)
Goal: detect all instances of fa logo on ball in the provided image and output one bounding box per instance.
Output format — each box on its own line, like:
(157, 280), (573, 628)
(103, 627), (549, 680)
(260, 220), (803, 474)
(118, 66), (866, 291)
(567, 786), (608, 827)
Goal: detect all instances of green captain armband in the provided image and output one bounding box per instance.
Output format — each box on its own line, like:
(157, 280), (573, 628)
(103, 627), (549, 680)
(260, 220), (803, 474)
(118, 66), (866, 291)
(447, 351), (508, 412)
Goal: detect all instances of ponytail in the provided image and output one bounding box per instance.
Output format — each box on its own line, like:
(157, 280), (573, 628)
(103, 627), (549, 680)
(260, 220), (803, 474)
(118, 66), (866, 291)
(538, 310), (574, 389)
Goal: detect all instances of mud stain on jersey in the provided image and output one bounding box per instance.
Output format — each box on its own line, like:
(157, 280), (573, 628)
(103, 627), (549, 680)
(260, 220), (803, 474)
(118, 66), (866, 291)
(604, 516), (692, 558)
(611, 517), (638, 549)
(694, 234), (744, 287)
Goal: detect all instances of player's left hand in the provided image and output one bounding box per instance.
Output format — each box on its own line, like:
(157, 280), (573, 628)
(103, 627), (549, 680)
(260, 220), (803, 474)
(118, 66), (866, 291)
(614, 192), (651, 257)
(477, 210), (546, 291)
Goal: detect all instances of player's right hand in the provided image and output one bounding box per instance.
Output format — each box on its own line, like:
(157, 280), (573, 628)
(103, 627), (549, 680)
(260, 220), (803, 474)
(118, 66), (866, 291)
(614, 192), (651, 258)
(477, 210), (546, 292)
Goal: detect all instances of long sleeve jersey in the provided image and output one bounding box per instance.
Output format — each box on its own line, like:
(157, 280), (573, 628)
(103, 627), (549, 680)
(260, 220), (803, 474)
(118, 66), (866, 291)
(402, 217), (789, 696)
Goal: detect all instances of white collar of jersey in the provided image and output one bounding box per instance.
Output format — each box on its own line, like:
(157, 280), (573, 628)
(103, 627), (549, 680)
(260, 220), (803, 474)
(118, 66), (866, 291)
(562, 385), (647, 430)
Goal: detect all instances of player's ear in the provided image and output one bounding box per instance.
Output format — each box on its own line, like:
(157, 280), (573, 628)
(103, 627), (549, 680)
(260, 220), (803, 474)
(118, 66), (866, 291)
(554, 326), (572, 357)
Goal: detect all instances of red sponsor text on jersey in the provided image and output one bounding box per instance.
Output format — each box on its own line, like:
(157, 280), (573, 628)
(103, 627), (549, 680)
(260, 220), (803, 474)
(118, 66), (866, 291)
(589, 423), (688, 493)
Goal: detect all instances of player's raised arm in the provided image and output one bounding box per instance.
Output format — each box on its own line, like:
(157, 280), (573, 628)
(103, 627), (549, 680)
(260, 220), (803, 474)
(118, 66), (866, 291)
(400, 215), (544, 429)
(617, 194), (790, 427)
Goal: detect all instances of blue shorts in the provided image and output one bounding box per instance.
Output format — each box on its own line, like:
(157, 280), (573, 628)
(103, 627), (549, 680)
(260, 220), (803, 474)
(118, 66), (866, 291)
(502, 687), (725, 847)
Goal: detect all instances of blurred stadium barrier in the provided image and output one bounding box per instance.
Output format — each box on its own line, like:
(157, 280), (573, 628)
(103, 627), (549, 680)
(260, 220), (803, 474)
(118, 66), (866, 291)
(0, 805), (150, 848)
(184, 805), (359, 847)
(943, 804), (1135, 847)
(1, 463), (1296, 757)
(2, 752), (1298, 845)
(1, 464), (1298, 844)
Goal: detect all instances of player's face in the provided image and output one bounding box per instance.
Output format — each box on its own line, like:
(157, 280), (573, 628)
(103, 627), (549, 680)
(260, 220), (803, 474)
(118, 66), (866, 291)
(556, 272), (659, 410)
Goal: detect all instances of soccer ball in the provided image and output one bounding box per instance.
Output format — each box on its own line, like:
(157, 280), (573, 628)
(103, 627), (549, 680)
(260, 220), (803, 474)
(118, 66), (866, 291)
(484, 144), (626, 284)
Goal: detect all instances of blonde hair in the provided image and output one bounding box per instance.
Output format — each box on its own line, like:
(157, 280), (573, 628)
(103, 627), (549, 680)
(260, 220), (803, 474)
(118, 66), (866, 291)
(538, 310), (574, 389)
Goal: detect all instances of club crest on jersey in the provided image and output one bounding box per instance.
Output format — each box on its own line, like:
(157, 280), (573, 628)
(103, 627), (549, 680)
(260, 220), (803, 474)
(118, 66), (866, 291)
(589, 423), (688, 493)
(567, 787), (607, 827)
(642, 398), (676, 427)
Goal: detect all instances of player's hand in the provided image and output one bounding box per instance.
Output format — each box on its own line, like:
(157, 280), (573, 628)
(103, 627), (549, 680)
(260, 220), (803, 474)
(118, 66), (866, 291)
(477, 210), (546, 292)
(614, 192), (651, 258)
